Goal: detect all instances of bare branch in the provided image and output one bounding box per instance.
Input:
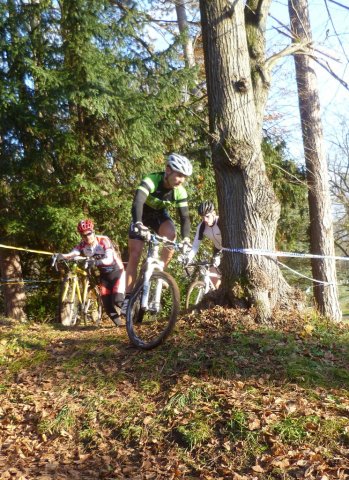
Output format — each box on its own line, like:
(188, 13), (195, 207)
(324, 0), (349, 64)
(328, 0), (349, 11)
(311, 56), (349, 91)
(265, 41), (310, 73)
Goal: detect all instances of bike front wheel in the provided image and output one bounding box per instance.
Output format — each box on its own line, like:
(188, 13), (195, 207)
(126, 270), (180, 350)
(185, 280), (206, 309)
(83, 286), (103, 326)
(59, 278), (80, 326)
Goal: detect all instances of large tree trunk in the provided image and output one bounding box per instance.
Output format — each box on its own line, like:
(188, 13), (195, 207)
(0, 251), (27, 321)
(199, 0), (293, 321)
(289, 0), (341, 321)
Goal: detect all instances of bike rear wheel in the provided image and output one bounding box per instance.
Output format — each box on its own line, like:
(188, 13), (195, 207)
(185, 280), (206, 309)
(83, 286), (103, 326)
(59, 278), (80, 326)
(126, 270), (180, 349)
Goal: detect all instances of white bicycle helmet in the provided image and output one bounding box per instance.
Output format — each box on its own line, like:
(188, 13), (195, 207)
(167, 153), (193, 177)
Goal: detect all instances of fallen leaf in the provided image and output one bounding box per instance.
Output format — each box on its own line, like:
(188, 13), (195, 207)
(252, 464), (264, 473)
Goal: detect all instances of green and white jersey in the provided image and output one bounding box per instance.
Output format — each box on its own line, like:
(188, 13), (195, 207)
(131, 171), (191, 239)
(137, 172), (188, 210)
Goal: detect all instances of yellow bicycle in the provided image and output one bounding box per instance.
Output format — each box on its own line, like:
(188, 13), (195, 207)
(52, 255), (102, 327)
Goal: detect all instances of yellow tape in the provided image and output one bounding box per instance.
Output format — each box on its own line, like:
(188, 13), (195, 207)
(0, 279), (60, 286)
(0, 243), (53, 256)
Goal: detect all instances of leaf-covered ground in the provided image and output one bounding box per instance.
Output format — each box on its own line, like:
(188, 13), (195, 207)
(1, 308), (349, 479)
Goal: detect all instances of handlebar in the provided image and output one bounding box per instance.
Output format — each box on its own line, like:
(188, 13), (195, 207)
(51, 254), (96, 271)
(149, 232), (186, 251)
(182, 260), (214, 278)
(186, 260), (212, 267)
(134, 227), (189, 251)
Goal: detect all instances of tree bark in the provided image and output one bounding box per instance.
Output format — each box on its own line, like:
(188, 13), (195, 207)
(0, 251), (27, 321)
(289, 0), (341, 321)
(199, 0), (293, 321)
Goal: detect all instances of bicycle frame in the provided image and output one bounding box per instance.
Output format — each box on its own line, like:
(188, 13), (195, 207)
(186, 262), (221, 293)
(53, 255), (101, 325)
(61, 263), (87, 304)
(200, 265), (221, 294)
(139, 233), (181, 311)
(126, 233), (182, 349)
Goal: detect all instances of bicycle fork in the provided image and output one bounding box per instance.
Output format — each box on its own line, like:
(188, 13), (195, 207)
(62, 275), (81, 303)
(141, 259), (164, 311)
(81, 279), (90, 320)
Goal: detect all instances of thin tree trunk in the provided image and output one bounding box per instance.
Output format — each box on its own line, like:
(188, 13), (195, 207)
(0, 251), (27, 321)
(175, 0), (195, 68)
(174, 0), (196, 103)
(289, 0), (341, 321)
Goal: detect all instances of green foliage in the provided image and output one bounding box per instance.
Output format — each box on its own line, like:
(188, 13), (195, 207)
(164, 386), (207, 415)
(226, 410), (249, 439)
(0, 0), (206, 319)
(263, 137), (309, 251)
(0, 0), (312, 322)
(25, 284), (59, 323)
(0, 0), (201, 255)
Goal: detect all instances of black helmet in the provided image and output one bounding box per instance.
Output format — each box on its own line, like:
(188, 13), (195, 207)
(198, 201), (215, 216)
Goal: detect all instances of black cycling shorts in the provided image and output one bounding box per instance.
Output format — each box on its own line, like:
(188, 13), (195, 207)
(99, 267), (123, 290)
(128, 208), (174, 241)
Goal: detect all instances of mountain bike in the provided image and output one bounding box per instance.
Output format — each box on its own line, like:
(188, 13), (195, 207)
(184, 261), (221, 309)
(126, 232), (184, 350)
(52, 255), (102, 327)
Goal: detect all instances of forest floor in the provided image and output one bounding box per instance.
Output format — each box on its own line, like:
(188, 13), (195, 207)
(1, 307), (349, 479)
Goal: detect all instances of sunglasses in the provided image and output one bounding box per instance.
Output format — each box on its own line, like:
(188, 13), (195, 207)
(82, 231), (94, 238)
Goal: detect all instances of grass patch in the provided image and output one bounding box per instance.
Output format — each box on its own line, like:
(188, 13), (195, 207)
(271, 415), (316, 444)
(38, 405), (76, 435)
(8, 350), (49, 374)
(175, 414), (213, 449)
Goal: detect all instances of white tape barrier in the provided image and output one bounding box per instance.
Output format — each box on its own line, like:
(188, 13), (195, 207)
(222, 247), (349, 262)
(221, 247), (348, 286)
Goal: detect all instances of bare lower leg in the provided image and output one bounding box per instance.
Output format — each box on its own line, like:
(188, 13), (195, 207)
(210, 267), (221, 289)
(158, 220), (176, 269)
(161, 246), (174, 268)
(125, 239), (144, 294)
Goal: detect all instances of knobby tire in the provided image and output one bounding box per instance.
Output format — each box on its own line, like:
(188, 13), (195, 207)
(59, 277), (79, 326)
(126, 270), (180, 350)
(84, 286), (103, 326)
(185, 280), (206, 309)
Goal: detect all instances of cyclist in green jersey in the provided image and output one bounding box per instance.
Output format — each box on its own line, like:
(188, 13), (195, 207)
(121, 153), (193, 314)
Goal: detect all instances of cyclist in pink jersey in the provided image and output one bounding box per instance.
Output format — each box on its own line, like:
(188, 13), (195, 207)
(59, 219), (125, 326)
